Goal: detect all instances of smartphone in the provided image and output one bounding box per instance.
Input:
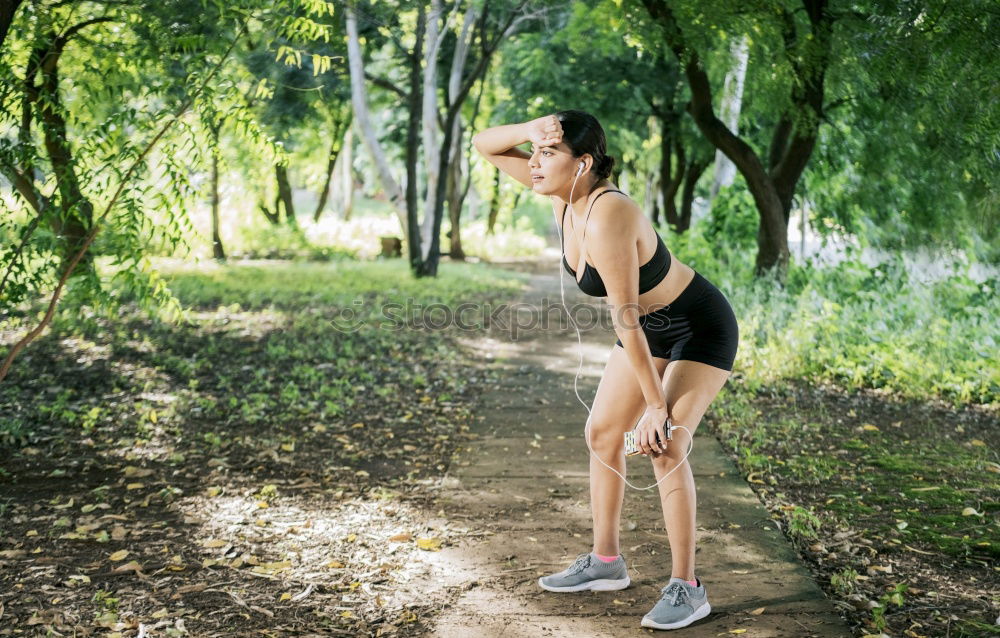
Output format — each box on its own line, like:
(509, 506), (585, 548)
(624, 417), (673, 456)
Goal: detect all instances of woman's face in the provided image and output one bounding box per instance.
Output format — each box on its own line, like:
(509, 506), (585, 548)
(528, 141), (587, 195)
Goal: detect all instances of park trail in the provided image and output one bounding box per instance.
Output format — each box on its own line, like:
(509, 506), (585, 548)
(411, 256), (853, 637)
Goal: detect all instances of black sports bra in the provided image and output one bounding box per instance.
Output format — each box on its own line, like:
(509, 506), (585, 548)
(560, 189), (671, 298)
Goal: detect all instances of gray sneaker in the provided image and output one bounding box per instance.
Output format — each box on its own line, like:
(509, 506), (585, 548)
(537, 552), (630, 592)
(640, 577), (711, 630)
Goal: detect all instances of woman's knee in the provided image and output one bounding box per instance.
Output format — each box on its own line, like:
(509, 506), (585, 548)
(587, 418), (625, 452)
(650, 448), (688, 471)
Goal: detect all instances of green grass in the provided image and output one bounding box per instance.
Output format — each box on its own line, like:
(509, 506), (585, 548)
(157, 258), (526, 308)
(709, 387), (999, 562)
(665, 225), (1000, 408)
(3, 258), (529, 484)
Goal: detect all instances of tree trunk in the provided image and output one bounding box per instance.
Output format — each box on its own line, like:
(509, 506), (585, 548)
(487, 169), (501, 235)
(314, 110), (352, 222)
(799, 194), (808, 260)
(642, 0), (833, 280)
(643, 171), (655, 220)
(709, 34), (749, 205)
(679, 156), (709, 232)
(404, 5), (426, 273)
(444, 5), (478, 261)
(345, 3), (409, 236)
(209, 124), (226, 260)
(313, 146), (337, 223)
(446, 125), (465, 260)
(340, 125), (355, 220)
(653, 185), (662, 227)
(418, 1), (512, 277)
(659, 129), (685, 230)
(275, 163), (296, 228)
(419, 0), (448, 260)
(33, 32), (95, 277)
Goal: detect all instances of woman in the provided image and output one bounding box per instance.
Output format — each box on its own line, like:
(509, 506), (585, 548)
(471, 110), (739, 631)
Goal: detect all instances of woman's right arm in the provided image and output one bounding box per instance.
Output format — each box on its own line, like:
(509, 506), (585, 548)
(472, 121), (535, 188)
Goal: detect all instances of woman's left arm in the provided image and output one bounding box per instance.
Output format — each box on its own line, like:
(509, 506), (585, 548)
(586, 201), (667, 413)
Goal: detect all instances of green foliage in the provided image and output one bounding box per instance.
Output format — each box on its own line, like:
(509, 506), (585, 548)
(697, 237), (1000, 406)
(91, 590), (119, 613)
(830, 568), (859, 595)
(0, 418), (28, 448)
(703, 186), (757, 253)
(234, 222), (352, 261)
(786, 505), (822, 540)
(870, 583), (908, 632)
(711, 379), (998, 563)
(446, 217), (547, 260)
(0, 0), (341, 349)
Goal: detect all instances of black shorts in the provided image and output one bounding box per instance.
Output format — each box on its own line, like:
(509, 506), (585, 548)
(614, 271), (739, 372)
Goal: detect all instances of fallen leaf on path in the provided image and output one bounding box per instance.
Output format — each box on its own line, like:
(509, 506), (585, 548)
(252, 560), (292, 575)
(416, 537), (442, 551)
(113, 560), (144, 574)
(109, 550), (129, 561)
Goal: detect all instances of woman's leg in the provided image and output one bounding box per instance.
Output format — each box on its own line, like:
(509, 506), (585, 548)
(589, 344), (670, 556)
(650, 360), (731, 580)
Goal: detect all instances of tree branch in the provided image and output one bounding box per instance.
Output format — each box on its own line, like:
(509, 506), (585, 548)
(363, 71), (408, 98)
(0, 21), (249, 383)
(59, 16), (114, 42)
(0, 161), (42, 213)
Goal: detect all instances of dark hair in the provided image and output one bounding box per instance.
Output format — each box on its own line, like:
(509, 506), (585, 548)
(556, 109), (615, 181)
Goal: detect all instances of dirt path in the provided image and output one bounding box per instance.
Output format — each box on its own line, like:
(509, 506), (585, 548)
(415, 260), (853, 637)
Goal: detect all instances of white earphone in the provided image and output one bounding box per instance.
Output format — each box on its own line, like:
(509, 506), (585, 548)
(577, 162), (585, 175)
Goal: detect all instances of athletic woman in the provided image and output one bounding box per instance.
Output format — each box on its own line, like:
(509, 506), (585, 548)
(471, 110), (739, 630)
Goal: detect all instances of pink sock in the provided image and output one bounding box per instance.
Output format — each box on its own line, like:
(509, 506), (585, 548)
(594, 552), (619, 562)
(686, 577), (699, 587)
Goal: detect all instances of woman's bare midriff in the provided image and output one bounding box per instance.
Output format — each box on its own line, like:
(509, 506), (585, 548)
(551, 190), (696, 317)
